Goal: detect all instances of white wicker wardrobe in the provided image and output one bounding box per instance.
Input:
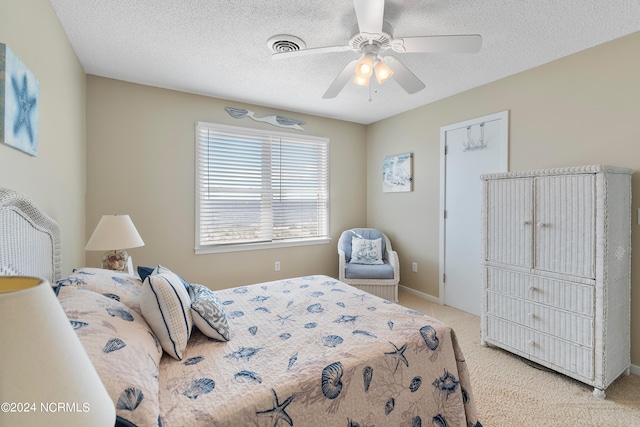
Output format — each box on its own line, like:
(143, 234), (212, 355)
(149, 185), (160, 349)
(480, 165), (632, 398)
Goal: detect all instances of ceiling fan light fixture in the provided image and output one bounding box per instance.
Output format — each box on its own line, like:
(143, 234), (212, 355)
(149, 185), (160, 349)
(353, 74), (370, 87)
(374, 59), (393, 84)
(354, 55), (374, 78)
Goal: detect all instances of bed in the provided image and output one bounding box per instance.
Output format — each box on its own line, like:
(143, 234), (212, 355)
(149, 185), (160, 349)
(0, 187), (482, 427)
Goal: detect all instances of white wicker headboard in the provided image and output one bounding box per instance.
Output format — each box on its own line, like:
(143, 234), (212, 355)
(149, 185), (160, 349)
(0, 188), (62, 282)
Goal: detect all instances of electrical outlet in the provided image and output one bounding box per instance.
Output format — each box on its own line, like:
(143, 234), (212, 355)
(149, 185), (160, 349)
(412, 262), (418, 273)
(275, 261), (281, 271)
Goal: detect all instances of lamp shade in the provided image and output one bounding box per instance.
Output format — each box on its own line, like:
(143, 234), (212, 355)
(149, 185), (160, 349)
(85, 215), (144, 251)
(0, 277), (115, 426)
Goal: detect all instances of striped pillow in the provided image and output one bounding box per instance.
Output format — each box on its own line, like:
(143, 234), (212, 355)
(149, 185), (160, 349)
(140, 266), (193, 360)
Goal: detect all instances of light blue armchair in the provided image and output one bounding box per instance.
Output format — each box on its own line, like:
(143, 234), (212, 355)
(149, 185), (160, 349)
(337, 228), (400, 302)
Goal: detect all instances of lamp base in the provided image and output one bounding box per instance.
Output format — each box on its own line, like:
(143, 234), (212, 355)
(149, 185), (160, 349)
(101, 250), (129, 272)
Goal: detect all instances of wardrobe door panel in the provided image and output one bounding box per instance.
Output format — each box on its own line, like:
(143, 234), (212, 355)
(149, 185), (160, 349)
(485, 178), (533, 268)
(534, 175), (595, 278)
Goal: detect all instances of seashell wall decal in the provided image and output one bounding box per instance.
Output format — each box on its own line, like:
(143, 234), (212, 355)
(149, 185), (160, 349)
(182, 378), (215, 400)
(184, 356), (204, 366)
(103, 337), (126, 353)
(321, 361), (344, 399)
(116, 387), (144, 411)
(384, 397), (395, 415)
(420, 325), (440, 351)
(363, 366), (373, 392)
(409, 376), (422, 392)
(322, 335), (344, 348)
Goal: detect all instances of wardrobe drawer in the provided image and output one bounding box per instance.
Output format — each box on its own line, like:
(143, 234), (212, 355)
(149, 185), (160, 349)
(486, 291), (594, 347)
(485, 316), (593, 381)
(486, 268), (594, 316)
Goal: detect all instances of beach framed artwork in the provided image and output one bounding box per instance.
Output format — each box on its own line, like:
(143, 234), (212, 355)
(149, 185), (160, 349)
(1, 43), (40, 156)
(383, 152), (413, 192)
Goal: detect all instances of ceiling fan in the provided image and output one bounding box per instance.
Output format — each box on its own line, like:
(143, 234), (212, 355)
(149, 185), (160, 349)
(271, 0), (482, 99)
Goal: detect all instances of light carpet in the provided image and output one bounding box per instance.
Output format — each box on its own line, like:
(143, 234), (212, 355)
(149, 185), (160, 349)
(397, 289), (640, 426)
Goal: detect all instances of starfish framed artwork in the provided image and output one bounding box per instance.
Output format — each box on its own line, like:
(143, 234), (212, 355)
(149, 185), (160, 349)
(1, 43), (40, 156)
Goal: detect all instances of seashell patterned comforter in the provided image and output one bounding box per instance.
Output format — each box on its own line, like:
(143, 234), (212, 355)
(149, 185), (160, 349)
(157, 275), (481, 426)
(57, 269), (481, 427)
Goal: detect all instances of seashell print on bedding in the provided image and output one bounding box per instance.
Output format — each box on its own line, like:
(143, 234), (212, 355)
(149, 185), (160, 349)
(321, 361), (344, 399)
(307, 303), (323, 313)
(249, 326), (258, 335)
(106, 307), (134, 322)
(352, 330), (377, 338)
(69, 320), (88, 330)
(279, 333), (291, 340)
(184, 356), (204, 366)
(225, 347), (262, 361)
(182, 378), (215, 400)
(117, 387), (144, 411)
(409, 376), (422, 392)
(102, 293), (121, 301)
(420, 325), (440, 351)
(432, 414), (448, 427)
(363, 366), (373, 392)
(288, 354), (298, 370)
(412, 416), (423, 427)
(433, 370), (459, 398)
(384, 397), (395, 415)
(103, 337), (126, 353)
(234, 370), (262, 383)
(322, 335), (343, 347)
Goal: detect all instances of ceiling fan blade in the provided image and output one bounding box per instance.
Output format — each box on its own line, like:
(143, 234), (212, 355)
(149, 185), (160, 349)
(272, 45), (353, 60)
(353, 0), (384, 35)
(323, 59), (359, 99)
(385, 57), (425, 94)
(392, 34), (482, 53)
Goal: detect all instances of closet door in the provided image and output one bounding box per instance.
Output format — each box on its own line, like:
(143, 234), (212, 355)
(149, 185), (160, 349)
(485, 178), (533, 268)
(534, 174), (595, 278)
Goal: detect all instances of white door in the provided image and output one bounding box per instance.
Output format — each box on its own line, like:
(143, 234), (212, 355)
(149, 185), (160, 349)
(439, 111), (508, 316)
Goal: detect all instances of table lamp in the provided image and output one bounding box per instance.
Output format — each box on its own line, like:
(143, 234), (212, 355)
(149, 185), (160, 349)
(0, 276), (115, 426)
(85, 214), (144, 273)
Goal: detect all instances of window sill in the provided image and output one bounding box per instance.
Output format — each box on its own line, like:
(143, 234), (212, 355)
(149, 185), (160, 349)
(195, 237), (332, 254)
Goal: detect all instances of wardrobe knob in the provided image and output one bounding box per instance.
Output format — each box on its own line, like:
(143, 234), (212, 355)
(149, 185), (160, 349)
(523, 220), (532, 225)
(537, 222), (546, 228)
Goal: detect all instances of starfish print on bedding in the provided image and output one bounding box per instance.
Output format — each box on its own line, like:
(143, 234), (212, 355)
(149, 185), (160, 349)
(385, 342), (409, 373)
(256, 388), (295, 427)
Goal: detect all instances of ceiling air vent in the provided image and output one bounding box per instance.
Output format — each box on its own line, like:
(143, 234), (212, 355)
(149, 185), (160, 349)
(267, 35), (306, 53)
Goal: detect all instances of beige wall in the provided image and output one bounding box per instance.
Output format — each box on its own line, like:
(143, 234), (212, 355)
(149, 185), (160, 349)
(367, 31), (640, 365)
(85, 76), (367, 288)
(0, 0), (86, 275)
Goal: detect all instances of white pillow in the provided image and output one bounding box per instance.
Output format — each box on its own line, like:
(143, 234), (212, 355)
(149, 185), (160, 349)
(350, 237), (384, 265)
(188, 284), (230, 341)
(140, 266), (193, 360)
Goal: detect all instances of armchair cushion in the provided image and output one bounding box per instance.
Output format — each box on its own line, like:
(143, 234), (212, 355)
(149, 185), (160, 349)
(344, 261), (395, 280)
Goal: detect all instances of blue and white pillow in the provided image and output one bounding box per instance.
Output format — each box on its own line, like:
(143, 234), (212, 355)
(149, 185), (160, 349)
(350, 237), (384, 265)
(140, 266), (193, 360)
(188, 284), (230, 341)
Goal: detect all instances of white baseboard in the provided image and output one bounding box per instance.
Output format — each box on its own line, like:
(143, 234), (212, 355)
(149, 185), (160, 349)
(630, 364), (640, 376)
(398, 284), (440, 304)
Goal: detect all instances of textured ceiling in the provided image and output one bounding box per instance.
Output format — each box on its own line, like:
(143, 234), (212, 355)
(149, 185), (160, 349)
(49, 0), (640, 125)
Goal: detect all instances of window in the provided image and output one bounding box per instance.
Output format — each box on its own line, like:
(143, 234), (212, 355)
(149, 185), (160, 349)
(195, 121), (330, 254)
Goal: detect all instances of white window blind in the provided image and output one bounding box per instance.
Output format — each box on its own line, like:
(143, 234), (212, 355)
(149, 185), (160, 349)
(196, 121), (329, 253)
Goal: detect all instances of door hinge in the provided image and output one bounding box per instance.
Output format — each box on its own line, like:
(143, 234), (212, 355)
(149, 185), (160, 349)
(443, 273), (446, 283)
(444, 145), (448, 155)
(444, 210), (447, 219)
